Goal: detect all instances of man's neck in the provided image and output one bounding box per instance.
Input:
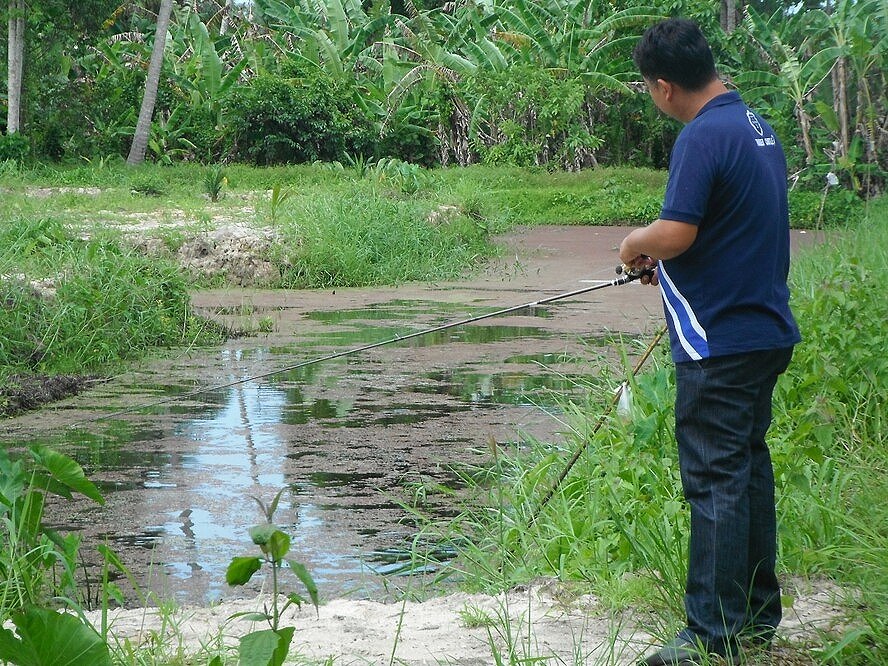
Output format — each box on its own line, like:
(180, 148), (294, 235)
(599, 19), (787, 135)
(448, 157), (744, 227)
(677, 79), (730, 123)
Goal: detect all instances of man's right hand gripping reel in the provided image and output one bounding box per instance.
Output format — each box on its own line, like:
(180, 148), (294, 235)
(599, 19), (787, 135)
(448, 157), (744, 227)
(615, 256), (657, 283)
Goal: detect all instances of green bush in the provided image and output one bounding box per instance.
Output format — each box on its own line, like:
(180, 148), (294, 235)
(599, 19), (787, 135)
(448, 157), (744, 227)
(0, 133), (30, 162)
(788, 188), (865, 228)
(223, 71), (375, 165)
(45, 245), (194, 372)
(0, 217), (224, 378)
(462, 66), (601, 170)
(378, 107), (440, 167)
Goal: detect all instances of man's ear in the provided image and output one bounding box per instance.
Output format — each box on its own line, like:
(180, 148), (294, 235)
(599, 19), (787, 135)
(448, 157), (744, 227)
(656, 79), (674, 100)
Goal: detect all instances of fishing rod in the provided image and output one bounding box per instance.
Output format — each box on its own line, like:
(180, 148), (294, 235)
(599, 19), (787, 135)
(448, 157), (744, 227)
(527, 324), (666, 527)
(83, 264), (656, 426)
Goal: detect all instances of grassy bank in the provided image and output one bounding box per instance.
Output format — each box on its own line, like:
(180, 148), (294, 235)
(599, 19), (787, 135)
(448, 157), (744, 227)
(433, 197), (887, 662)
(1, 162), (673, 413)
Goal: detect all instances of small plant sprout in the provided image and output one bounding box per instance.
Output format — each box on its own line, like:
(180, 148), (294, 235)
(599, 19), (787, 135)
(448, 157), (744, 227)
(225, 488), (318, 666)
(458, 604), (495, 629)
(269, 183), (291, 226)
(258, 316), (275, 334)
(203, 165), (227, 202)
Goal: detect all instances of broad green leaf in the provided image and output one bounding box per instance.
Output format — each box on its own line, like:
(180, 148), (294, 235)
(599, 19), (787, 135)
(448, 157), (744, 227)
(238, 627), (294, 666)
(29, 447), (104, 504)
(288, 560), (320, 611)
(267, 529), (291, 561)
(0, 450), (25, 507)
(249, 523), (279, 546)
(0, 607), (111, 666)
(238, 630), (278, 666)
(226, 556), (262, 586)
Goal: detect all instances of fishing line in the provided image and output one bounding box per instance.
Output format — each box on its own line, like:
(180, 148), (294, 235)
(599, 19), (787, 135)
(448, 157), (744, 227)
(64, 267), (655, 428)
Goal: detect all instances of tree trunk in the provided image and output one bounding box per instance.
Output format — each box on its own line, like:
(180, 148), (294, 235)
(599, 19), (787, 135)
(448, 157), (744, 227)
(797, 103), (815, 165)
(127, 0), (174, 165)
(832, 56), (850, 163)
(720, 0), (742, 34)
(6, 0), (25, 134)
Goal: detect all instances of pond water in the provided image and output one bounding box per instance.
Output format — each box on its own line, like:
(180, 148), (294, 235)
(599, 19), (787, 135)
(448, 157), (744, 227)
(13, 301), (628, 606)
(4, 226), (665, 607)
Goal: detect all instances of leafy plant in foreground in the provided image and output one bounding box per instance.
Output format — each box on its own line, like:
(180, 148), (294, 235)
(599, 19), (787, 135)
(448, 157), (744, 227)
(0, 445), (111, 665)
(0, 606), (111, 666)
(268, 183), (291, 227)
(225, 489), (319, 666)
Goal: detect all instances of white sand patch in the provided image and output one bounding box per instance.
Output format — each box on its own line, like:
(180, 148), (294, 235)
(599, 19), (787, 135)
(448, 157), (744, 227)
(81, 579), (850, 665)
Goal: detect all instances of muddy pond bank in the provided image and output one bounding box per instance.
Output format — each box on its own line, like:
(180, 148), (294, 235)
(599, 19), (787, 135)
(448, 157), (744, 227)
(3, 226), (817, 607)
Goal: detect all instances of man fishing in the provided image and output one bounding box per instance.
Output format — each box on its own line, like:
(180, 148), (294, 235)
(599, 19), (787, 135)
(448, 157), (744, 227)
(619, 18), (801, 666)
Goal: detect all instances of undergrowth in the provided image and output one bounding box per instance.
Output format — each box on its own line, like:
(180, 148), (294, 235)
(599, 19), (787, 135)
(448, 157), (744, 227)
(0, 213), (225, 392)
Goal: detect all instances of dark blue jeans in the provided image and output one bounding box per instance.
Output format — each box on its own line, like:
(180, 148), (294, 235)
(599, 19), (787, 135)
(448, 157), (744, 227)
(674, 347), (793, 655)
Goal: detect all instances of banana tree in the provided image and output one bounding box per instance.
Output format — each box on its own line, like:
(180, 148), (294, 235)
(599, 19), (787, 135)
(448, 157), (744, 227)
(736, 7), (844, 167)
(404, 1), (660, 166)
(815, 0), (886, 192)
(169, 7), (247, 127)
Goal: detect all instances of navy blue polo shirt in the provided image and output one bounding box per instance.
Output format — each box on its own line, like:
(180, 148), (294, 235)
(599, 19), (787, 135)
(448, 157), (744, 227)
(657, 91), (801, 362)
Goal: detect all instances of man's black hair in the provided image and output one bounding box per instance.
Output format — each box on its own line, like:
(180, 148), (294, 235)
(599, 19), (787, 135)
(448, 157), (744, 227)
(633, 18), (718, 91)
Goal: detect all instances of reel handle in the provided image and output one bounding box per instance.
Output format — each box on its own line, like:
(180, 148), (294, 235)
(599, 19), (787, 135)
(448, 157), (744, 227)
(616, 256), (656, 280)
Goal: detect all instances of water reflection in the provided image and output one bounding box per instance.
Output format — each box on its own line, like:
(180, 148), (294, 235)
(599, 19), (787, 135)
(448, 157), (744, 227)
(11, 299), (620, 605)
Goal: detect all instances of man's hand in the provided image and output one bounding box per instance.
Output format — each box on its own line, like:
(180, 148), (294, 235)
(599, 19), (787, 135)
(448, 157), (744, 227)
(619, 219), (697, 287)
(624, 255), (659, 286)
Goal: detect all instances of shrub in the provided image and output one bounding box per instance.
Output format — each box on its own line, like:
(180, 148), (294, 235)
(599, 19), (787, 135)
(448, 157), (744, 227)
(788, 188), (865, 228)
(223, 71), (375, 165)
(460, 66), (604, 170)
(0, 133), (30, 162)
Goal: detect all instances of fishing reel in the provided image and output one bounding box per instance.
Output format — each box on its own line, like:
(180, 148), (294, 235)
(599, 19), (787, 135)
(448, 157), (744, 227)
(615, 257), (656, 281)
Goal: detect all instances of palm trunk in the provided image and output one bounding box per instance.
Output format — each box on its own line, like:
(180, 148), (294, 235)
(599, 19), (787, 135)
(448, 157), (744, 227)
(796, 103), (815, 165)
(720, 0), (741, 34)
(7, 0), (25, 134)
(127, 0), (174, 165)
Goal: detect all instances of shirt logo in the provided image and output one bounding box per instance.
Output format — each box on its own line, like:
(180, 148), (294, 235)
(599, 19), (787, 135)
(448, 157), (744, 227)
(747, 110), (764, 136)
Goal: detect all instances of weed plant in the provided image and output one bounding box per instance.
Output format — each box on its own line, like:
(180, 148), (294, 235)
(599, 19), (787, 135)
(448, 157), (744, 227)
(0, 446), (114, 665)
(278, 184), (494, 288)
(433, 199), (887, 661)
(0, 212), (225, 391)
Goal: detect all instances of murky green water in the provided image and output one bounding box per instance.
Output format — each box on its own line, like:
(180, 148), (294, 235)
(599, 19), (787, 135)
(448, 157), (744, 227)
(9, 299), (616, 605)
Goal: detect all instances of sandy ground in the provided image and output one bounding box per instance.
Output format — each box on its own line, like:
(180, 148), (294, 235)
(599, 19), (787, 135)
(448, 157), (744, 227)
(84, 577), (850, 665)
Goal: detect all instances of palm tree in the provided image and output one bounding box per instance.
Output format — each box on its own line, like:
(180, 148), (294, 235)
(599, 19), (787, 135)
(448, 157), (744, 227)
(127, 0), (175, 165)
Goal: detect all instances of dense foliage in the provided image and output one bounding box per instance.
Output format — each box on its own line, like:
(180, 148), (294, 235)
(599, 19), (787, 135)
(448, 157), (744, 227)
(1, 0), (885, 195)
(0, 213), (225, 388)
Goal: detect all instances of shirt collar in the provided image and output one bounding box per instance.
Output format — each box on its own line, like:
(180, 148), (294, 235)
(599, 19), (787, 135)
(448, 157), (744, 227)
(695, 91), (742, 118)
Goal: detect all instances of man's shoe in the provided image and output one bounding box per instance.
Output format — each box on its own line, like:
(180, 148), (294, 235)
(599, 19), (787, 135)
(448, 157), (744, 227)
(638, 637), (741, 666)
(638, 638), (706, 666)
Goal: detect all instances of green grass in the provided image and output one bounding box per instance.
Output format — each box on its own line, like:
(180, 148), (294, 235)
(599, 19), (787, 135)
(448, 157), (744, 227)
(429, 196), (888, 662)
(0, 213), (226, 401)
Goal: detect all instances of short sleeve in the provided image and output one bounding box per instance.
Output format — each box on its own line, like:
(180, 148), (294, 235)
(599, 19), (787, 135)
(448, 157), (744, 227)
(660, 130), (715, 226)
